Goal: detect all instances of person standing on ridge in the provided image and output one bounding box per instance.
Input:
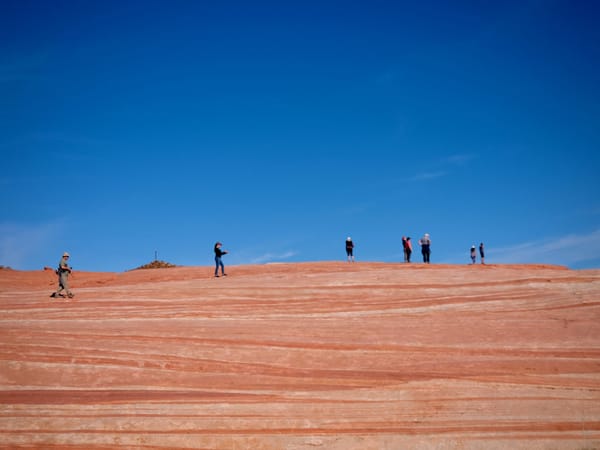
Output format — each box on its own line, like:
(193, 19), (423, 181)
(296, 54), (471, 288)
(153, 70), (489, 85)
(50, 252), (74, 298)
(419, 233), (431, 263)
(346, 237), (355, 262)
(470, 246), (477, 264)
(214, 242), (228, 277)
(406, 237), (412, 263)
(402, 236), (408, 262)
(479, 242), (485, 265)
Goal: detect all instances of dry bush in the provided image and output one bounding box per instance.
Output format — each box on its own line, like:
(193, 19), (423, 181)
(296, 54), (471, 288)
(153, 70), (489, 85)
(132, 260), (177, 270)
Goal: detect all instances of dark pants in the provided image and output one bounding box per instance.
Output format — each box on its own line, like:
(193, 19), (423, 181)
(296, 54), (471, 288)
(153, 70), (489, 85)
(422, 247), (430, 263)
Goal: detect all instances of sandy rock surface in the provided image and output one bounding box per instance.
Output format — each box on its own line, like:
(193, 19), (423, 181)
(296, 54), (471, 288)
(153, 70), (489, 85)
(1, 262), (599, 449)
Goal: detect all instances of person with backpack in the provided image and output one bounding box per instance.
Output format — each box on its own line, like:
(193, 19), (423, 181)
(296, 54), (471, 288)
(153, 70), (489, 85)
(50, 252), (74, 298)
(214, 242), (228, 277)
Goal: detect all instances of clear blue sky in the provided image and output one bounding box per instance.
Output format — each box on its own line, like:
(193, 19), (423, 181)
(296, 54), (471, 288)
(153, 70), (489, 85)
(1, 0), (599, 272)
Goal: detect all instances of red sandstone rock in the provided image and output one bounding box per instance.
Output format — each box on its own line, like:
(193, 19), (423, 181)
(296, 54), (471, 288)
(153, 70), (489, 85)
(0, 263), (599, 449)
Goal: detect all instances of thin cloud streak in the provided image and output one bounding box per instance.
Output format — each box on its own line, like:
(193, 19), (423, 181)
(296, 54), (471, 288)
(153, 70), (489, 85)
(403, 154), (474, 183)
(0, 221), (64, 269)
(407, 171), (447, 182)
(489, 229), (600, 267)
(250, 251), (298, 264)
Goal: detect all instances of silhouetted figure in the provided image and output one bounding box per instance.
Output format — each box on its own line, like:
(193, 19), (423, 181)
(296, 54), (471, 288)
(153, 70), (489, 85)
(346, 237), (355, 262)
(479, 242), (485, 265)
(419, 233), (431, 263)
(404, 237), (413, 263)
(214, 242), (228, 277)
(470, 246), (476, 264)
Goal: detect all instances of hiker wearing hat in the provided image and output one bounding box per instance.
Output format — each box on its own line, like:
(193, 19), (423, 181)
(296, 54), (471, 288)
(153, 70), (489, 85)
(214, 242), (228, 277)
(345, 237), (355, 262)
(50, 252), (74, 298)
(418, 233), (431, 263)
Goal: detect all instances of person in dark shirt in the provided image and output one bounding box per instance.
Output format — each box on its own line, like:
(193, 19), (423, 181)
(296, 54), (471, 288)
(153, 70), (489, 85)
(345, 237), (355, 262)
(479, 242), (485, 265)
(214, 242), (228, 277)
(419, 233), (431, 263)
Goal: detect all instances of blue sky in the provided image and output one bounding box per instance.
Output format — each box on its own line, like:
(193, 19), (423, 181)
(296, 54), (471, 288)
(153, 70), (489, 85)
(1, 0), (599, 272)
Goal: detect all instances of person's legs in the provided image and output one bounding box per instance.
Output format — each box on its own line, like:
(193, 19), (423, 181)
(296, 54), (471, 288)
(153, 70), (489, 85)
(57, 275), (65, 295)
(53, 273), (68, 297)
(215, 257), (220, 276)
(61, 273), (73, 297)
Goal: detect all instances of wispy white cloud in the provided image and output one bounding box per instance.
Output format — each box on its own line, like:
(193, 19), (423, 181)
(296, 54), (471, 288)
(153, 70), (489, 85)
(250, 251), (298, 264)
(407, 171), (447, 182)
(402, 153), (475, 183)
(489, 229), (600, 267)
(0, 221), (64, 269)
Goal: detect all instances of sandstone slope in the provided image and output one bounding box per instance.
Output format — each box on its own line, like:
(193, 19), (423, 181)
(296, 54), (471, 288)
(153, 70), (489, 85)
(1, 263), (599, 449)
